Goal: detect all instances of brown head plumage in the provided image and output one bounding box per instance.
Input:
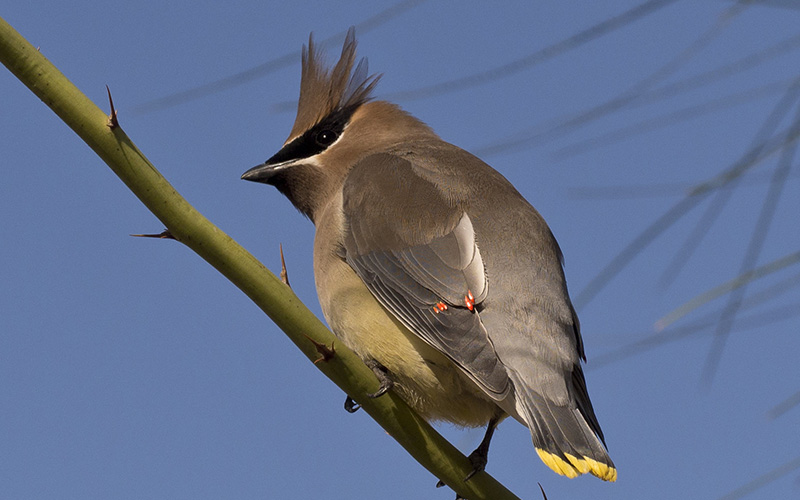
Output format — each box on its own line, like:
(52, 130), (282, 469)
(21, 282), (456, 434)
(288, 27), (381, 143)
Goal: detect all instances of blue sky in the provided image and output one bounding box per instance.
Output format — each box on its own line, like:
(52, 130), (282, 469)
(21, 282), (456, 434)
(3, 2), (800, 499)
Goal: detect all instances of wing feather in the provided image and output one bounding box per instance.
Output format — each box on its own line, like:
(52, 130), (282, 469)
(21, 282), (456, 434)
(342, 154), (508, 397)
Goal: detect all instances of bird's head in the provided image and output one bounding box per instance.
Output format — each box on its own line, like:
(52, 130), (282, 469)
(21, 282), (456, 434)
(242, 28), (435, 222)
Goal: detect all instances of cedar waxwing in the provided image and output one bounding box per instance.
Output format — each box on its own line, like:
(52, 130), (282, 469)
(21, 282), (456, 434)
(242, 28), (616, 483)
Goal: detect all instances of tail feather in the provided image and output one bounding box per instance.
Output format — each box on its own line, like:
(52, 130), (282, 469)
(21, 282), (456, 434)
(519, 386), (617, 482)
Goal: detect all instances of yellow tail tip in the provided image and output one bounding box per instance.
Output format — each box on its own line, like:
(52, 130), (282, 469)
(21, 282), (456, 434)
(536, 449), (579, 478)
(584, 456), (617, 482)
(536, 449), (617, 482)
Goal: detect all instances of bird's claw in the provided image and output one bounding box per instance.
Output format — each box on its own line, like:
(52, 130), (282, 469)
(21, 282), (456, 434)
(368, 382), (392, 399)
(344, 396), (360, 413)
(434, 480), (465, 500)
(365, 359), (393, 398)
(464, 448), (488, 481)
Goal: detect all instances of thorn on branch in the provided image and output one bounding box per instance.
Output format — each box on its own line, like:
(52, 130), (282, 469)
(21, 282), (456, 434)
(130, 229), (176, 240)
(538, 482), (548, 500)
(304, 335), (335, 364)
(106, 85), (119, 129)
(279, 243), (290, 287)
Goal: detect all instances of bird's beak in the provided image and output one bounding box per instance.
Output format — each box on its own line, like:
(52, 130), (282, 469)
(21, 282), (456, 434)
(241, 160), (291, 184)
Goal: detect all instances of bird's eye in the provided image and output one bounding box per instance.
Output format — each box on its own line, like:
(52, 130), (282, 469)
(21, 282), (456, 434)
(315, 129), (339, 146)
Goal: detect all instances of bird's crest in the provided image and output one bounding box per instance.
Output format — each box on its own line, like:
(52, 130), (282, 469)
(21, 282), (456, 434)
(289, 28), (381, 142)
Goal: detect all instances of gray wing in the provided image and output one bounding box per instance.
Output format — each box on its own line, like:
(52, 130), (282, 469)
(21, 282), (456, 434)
(341, 153), (509, 399)
(343, 146), (615, 480)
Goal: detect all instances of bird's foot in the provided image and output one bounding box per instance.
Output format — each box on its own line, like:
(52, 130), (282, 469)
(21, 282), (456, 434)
(464, 412), (501, 481)
(464, 447), (488, 481)
(434, 480), (466, 500)
(343, 359), (392, 413)
(365, 359), (393, 398)
(344, 396), (360, 413)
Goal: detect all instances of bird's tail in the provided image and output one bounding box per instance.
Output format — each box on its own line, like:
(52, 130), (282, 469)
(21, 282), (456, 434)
(517, 382), (617, 481)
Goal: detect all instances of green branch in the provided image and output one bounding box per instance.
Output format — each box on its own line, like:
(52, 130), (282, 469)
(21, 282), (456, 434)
(0, 16), (520, 500)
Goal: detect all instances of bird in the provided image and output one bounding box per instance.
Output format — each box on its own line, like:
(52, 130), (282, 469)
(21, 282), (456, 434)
(242, 28), (616, 483)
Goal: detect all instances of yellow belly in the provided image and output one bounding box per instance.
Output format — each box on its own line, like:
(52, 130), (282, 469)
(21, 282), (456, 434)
(315, 249), (498, 427)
